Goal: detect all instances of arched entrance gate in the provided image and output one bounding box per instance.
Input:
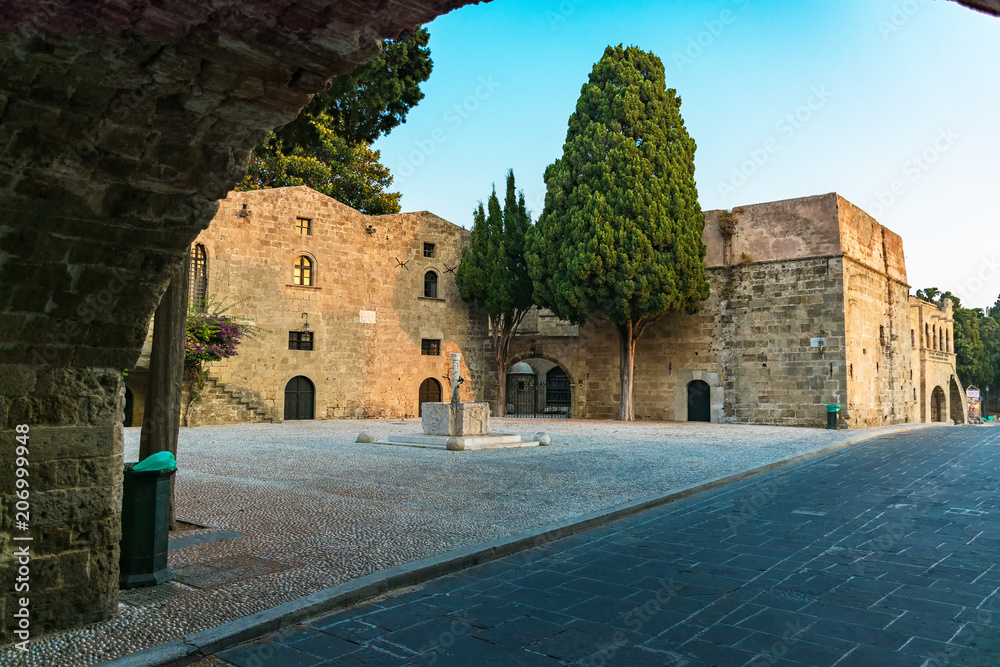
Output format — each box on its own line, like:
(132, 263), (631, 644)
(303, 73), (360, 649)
(506, 360), (572, 418)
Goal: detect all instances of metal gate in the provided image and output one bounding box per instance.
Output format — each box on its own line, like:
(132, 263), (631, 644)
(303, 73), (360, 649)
(508, 374), (571, 418)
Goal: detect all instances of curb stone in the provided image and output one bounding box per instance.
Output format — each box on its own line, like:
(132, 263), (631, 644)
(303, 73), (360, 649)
(99, 422), (937, 667)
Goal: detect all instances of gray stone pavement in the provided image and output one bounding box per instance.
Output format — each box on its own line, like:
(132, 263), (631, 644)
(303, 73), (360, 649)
(210, 425), (1000, 667)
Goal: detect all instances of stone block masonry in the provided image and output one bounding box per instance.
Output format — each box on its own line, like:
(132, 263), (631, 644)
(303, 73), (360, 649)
(180, 187), (492, 422)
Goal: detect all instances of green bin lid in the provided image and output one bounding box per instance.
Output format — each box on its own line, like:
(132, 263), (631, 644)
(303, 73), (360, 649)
(132, 451), (177, 472)
(825, 405), (841, 412)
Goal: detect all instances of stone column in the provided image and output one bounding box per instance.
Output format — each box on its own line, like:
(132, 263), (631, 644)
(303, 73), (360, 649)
(450, 353), (462, 404)
(2, 365), (125, 637)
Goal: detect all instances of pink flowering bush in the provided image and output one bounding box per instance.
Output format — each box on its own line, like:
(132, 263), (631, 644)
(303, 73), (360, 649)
(185, 312), (252, 366)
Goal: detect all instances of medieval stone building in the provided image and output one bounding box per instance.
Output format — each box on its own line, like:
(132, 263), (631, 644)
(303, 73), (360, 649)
(126, 188), (965, 430)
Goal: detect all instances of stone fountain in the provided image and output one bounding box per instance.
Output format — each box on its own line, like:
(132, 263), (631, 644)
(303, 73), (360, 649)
(383, 353), (540, 451)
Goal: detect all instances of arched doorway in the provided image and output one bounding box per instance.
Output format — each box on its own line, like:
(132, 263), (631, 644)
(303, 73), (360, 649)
(930, 386), (946, 422)
(123, 386), (134, 427)
(688, 380), (711, 422)
(284, 376), (315, 420)
(507, 359), (572, 418)
(949, 379), (964, 423)
(418, 377), (442, 416)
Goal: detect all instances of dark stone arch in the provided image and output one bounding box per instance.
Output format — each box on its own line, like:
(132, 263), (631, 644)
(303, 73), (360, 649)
(0, 0), (479, 638)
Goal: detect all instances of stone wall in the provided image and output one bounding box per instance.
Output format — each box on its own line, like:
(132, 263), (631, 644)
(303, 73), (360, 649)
(185, 187), (490, 420)
(839, 198), (916, 427)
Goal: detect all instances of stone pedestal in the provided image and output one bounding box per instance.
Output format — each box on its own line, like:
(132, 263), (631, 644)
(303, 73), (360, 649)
(421, 402), (490, 436)
(379, 400), (541, 451)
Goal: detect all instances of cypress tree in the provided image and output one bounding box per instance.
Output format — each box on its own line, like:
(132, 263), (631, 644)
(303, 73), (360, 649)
(526, 45), (710, 421)
(456, 170), (535, 415)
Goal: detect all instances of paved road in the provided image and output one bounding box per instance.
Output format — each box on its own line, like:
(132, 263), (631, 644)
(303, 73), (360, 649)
(215, 426), (1000, 666)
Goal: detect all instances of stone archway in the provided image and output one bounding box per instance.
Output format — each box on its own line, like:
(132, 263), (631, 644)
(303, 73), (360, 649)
(0, 0), (482, 639)
(950, 378), (966, 424)
(931, 386), (946, 422)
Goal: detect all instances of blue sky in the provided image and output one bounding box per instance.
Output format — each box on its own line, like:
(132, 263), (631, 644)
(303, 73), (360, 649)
(372, 0), (1000, 310)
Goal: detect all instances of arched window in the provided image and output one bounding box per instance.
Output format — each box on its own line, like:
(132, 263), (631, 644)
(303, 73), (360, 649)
(947, 329), (951, 353)
(189, 243), (208, 310)
(925, 323), (930, 348)
(294, 256), (313, 286)
(939, 329), (944, 352)
(423, 271), (438, 299)
(932, 325), (937, 350)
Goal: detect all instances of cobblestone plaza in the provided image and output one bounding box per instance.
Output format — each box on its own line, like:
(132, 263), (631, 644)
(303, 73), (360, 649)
(0, 419), (921, 665)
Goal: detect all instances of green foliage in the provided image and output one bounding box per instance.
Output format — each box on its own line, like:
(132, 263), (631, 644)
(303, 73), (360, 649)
(455, 170), (535, 416)
(236, 28), (433, 214)
(275, 28), (432, 147)
(237, 123), (402, 215)
(526, 45), (709, 327)
(456, 170), (534, 317)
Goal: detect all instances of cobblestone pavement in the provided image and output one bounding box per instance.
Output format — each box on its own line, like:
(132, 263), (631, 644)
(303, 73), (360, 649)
(210, 425), (1000, 667)
(1, 419), (926, 665)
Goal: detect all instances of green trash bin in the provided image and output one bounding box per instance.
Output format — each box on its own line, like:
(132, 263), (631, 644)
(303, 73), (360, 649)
(825, 405), (841, 430)
(119, 452), (176, 589)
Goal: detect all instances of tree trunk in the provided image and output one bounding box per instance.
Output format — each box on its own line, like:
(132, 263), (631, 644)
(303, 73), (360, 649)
(616, 322), (637, 421)
(139, 255), (189, 529)
(497, 359), (508, 417)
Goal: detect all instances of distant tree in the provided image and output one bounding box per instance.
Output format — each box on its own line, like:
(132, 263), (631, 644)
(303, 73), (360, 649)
(915, 287), (942, 302)
(455, 170), (534, 416)
(526, 45), (710, 421)
(236, 28), (433, 214)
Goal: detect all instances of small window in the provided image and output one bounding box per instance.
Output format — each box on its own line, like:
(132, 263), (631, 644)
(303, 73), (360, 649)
(296, 217), (312, 235)
(423, 243), (435, 258)
(423, 271), (438, 298)
(911, 329), (915, 347)
(421, 339), (441, 356)
(288, 331), (314, 350)
(294, 256), (313, 286)
(879, 326), (885, 346)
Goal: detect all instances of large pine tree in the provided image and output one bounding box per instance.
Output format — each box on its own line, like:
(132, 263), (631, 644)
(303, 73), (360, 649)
(456, 170), (534, 416)
(526, 45), (710, 421)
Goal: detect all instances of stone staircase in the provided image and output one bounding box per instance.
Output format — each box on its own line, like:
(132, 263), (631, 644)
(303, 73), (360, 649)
(184, 376), (277, 426)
